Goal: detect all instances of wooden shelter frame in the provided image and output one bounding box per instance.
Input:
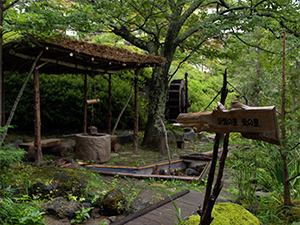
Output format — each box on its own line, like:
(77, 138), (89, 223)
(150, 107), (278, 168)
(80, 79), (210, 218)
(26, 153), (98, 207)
(2, 36), (166, 164)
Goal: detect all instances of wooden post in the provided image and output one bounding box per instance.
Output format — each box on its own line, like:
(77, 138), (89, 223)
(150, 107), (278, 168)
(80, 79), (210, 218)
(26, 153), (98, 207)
(1, 74), (4, 127)
(133, 70), (139, 152)
(83, 74), (87, 133)
(108, 74), (112, 134)
(199, 69), (228, 225)
(33, 69), (42, 165)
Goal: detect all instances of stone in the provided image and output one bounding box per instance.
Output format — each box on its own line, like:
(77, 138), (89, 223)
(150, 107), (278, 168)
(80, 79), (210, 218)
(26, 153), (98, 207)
(108, 216), (117, 222)
(13, 139), (23, 149)
(100, 219), (111, 225)
(184, 130), (196, 141)
(75, 133), (111, 163)
(167, 130), (177, 143)
(200, 136), (212, 143)
(197, 132), (206, 139)
(185, 168), (200, 176)
(29, 166), (89, 198)
(116, 133), (134, 144)
(101, 189), (126, 216)
(129, 190), (167, 214)
(43, 197), (92, 219)
(185, 202), (262, 225)
(110, 153), (120, 157)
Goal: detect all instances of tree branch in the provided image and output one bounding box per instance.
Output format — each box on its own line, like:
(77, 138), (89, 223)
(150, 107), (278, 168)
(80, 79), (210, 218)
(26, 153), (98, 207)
(112, 25), (150, 52)
(169, 39), (207, 79)
(3, 0), (19, 11)
(219, 0), (230, 9)
(287, 172), (300, 183)
(234, 34), (277, 54)
(287, 142), (300, 166)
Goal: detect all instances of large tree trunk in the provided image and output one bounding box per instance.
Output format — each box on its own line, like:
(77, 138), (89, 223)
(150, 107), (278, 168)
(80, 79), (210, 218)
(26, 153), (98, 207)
(142, 65), (169, 146)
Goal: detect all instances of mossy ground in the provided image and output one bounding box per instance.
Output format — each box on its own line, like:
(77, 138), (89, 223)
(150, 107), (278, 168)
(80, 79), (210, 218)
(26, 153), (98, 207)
(185, 202), (262, 225)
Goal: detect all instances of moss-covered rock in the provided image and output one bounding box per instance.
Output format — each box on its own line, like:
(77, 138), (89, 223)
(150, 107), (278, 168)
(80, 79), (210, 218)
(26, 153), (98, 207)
(29, 166), (89, 199)
(185, 202), (262, 225)
(101, 188), (127, 216)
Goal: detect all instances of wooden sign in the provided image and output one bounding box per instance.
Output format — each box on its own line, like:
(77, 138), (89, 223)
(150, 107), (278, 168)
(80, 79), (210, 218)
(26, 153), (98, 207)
(174, 102), (280, 145)
(86, 99), (100, 104)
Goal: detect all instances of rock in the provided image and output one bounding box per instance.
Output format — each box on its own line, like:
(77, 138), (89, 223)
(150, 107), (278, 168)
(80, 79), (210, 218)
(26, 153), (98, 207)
(52, 158), (73, 167)
(185, 202), (262, 225)
(129, 190), (167, 214)
(108, 216), (117, 222)
(75, 133), (111, 163)
(185, 168), (200, 176)
(184, 130), (196, 141)
(116, 133), (134, 144)
(151, 165), (166, 175)
(197, 132), (206, 139)
(167, 130), (177, 143)
(13, 140), (23, 149)
(112, 142), (121, 152)
(43, 197), (92, 219)
(101, 189), (126, 216)
(100, 219), (111, 225)
(29, 166), (89, 198)
(43, 146), (67, 156)
(200, 136), (212, 143)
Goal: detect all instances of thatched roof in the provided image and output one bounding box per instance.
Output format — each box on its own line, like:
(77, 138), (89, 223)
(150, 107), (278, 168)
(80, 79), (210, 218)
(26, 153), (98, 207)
(3, 36), (166, 74)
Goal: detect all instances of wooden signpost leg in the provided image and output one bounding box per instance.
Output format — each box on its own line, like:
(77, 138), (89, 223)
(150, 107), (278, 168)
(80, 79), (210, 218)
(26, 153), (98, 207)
(199, 69), (228, 225)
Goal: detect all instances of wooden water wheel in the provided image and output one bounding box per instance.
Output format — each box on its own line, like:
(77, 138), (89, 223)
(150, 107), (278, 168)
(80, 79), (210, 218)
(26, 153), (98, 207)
(167, 79), (189, 122)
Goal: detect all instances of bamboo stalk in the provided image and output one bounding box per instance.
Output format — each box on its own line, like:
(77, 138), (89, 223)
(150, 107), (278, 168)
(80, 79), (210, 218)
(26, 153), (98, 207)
(1, 51), (43, 143)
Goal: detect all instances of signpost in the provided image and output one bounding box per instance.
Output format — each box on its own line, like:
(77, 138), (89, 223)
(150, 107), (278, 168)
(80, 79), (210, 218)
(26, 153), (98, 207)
(174, 70), (280, 225)
(175, 101), (280, 145)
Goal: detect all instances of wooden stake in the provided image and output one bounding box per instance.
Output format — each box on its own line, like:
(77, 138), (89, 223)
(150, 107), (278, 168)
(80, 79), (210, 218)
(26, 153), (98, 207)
(108, 74), (112, 134)
(34, 69), (42, 165)
(134, 69), (142, 152)
(83, 74), (87, 133)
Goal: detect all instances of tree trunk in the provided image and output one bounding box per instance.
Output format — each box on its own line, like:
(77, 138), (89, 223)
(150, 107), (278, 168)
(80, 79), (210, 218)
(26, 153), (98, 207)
(142, 65), (169, 146)
(0, 4), (3, 129)
(281, 30), (292, 206)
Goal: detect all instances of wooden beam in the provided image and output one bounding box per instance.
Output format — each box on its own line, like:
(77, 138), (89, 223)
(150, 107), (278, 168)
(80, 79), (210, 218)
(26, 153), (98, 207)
(9, 49), (122, 74)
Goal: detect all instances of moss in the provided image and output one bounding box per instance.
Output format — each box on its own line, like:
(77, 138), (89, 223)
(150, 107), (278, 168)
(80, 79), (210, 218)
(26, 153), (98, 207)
(185, 202), (262, 225)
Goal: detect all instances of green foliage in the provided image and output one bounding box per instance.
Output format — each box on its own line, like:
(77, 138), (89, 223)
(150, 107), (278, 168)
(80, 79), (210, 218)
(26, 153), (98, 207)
(169, 196), (184, 225)
(5, 71), (152, 132)
(70, 207), (94, 224)
(0, 126), (26, 174)
(227, 138), (270, 202)
(0, 197), (45, 225)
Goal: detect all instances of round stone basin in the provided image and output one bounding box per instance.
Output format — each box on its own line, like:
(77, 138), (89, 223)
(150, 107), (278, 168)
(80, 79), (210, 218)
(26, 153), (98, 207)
(75, 133), (111, 163)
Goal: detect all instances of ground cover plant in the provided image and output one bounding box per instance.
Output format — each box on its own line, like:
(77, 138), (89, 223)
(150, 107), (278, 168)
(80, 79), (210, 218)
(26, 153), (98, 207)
(3, 129), (300, 224)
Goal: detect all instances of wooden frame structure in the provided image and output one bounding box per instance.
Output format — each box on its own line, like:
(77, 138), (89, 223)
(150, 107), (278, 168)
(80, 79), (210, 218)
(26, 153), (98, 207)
(3, 35), (166, 164)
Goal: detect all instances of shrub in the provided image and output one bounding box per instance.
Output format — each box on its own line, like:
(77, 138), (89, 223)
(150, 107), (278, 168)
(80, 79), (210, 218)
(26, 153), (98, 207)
(0, 126), (26, 176)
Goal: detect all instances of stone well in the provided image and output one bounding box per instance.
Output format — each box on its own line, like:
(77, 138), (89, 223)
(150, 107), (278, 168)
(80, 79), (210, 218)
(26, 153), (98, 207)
(75, 133), (111, 163)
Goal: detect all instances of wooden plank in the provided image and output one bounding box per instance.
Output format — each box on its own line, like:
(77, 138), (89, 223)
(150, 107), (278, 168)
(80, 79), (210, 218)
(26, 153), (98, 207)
(19, 138), (61, 151)
(123, 190), (202, 225)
